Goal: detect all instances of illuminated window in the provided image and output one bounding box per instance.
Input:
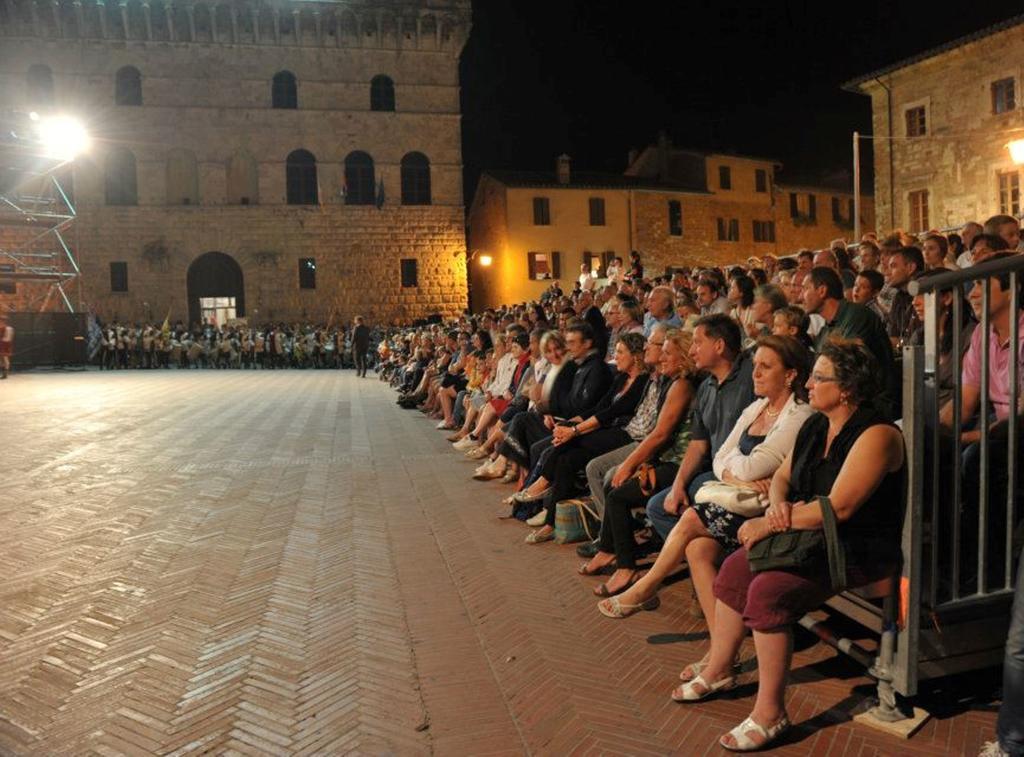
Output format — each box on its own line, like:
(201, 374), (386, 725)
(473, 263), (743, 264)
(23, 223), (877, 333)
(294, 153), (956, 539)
(999, 171), (1020, 216)
(909, 189), (929, 231)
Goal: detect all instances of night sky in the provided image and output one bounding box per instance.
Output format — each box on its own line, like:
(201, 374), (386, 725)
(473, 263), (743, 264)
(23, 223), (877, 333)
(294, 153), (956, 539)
(459, 0), (1023, 200)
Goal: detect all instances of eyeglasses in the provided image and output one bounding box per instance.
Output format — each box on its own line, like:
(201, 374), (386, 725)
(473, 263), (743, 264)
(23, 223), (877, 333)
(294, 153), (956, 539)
(809, 373), (839, 384)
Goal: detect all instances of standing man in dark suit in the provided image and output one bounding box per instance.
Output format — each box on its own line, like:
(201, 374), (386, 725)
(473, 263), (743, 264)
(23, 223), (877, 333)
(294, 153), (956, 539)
(352, 315), (371, 377)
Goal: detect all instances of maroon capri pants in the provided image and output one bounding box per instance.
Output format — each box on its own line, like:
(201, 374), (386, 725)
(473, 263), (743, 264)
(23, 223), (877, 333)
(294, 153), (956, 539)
(713, 547), (885, 632)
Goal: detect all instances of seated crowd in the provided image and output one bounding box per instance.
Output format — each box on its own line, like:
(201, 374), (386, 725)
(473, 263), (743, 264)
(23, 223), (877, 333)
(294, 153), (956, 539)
(383, 214), (1023, 752)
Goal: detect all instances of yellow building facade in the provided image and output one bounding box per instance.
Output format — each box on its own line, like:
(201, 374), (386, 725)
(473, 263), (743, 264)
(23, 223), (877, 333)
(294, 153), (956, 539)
(468, 149), (875, 310)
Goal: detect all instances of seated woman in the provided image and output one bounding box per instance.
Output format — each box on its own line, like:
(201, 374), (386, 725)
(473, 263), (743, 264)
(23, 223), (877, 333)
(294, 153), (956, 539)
(474, 328), (553, 482)
(463, 330), (533, 460)
(577, 327), (697, 574)
(496, 321), (610, 495)
(436, 332), (473, 430)
(676, 337), (905, 753)
(524, 332), (649, 544)
(590, 335), (812, 602)
(451, 335), (504, 449)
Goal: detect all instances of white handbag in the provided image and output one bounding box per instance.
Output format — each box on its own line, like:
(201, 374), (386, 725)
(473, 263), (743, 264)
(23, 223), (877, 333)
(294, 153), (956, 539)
(693, 481), (767, 518)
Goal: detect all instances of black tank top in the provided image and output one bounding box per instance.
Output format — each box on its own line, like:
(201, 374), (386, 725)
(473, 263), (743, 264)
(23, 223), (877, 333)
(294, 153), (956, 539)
(788, 406), (905, 569)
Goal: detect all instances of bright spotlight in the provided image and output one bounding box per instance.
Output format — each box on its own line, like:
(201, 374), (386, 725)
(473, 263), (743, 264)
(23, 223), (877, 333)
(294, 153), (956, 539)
(1008, 139), (1024, 166)
(37, 116), (90, 161)
(479, 254), (493, 266)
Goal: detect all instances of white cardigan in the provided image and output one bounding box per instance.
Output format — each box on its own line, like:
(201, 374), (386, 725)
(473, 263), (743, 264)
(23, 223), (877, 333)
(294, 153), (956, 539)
(712, 395), (815, 482)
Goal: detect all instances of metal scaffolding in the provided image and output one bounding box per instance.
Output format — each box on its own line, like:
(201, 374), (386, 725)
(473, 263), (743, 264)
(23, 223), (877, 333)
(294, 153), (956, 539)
(0, 110), (79, 313)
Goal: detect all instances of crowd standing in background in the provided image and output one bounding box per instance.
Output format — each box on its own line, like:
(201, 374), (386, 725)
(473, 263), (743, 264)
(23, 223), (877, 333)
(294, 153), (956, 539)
(80, 318), (383, 372)
(381, 214), (1024, 755)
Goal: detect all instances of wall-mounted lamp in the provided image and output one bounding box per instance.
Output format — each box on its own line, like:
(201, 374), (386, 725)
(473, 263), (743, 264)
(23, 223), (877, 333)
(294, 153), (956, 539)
(479, 254), (493, 267)
(1008, 139), (1024, 165)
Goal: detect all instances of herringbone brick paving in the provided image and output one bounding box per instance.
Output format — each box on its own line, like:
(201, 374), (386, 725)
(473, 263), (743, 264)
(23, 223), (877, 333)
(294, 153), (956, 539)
(0, 371), (999, 755)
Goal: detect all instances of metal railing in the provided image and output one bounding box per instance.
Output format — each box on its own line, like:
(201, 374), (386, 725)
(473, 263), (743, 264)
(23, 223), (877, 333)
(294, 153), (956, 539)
(894, 254), (1022, 696)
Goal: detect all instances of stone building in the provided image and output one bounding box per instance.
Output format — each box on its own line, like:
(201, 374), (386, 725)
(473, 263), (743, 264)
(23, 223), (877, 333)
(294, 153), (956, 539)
(0, 0), (471, 326)
(846, 15), (1024, 233)
(468, 142), (874, 309)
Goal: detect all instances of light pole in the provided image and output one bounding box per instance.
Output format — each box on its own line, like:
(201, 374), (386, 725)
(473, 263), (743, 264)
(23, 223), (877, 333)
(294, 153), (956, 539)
(853, 131), (861, 244)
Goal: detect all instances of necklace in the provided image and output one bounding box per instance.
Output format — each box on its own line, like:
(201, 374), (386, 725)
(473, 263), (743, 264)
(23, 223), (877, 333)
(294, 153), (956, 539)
(764, 401), (784, 419)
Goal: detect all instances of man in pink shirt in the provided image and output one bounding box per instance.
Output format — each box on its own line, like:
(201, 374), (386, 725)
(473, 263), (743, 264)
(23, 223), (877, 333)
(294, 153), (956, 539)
(943, 255), (1024, 435)
(939, 253), (1023, 600)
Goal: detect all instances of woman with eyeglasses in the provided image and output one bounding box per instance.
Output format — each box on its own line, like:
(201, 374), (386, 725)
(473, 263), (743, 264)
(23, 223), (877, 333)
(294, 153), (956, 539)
(676, 337), (905, 752)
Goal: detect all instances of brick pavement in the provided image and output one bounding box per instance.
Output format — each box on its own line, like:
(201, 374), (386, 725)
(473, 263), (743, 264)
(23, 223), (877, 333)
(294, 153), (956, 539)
(0, 371), (999, 755)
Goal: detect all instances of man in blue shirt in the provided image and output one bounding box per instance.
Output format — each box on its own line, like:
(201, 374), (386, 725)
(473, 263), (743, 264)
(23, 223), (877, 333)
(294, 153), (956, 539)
(646, 314), (755, 540)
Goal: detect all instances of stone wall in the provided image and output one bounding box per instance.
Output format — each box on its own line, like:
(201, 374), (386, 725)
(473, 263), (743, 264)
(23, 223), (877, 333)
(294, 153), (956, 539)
(75, 205), (467, 325)
(856, 21), (1024, 232)
(0, 0), (471, 324)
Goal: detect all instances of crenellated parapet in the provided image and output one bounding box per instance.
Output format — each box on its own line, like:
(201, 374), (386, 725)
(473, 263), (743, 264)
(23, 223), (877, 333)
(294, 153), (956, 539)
(0, 0), (471, 55)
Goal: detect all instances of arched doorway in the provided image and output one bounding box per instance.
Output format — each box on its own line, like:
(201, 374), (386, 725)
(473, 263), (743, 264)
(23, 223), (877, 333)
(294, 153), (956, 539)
(187, 252), (245, 326)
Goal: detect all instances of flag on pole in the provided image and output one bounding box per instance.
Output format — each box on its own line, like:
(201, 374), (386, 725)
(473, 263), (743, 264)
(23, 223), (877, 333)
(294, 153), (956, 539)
(161, 307), (171, 338)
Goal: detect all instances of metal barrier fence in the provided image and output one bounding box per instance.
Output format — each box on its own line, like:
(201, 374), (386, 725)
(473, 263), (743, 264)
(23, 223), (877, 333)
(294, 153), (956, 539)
(893, 254), (1022, 695)
(808, 255), (1022, 730)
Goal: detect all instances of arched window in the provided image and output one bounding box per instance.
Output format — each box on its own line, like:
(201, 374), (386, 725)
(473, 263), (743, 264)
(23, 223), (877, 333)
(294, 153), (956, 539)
(286, 149), (318, 205)
(166, 148), (199, 205)
(227, 149), (259, 205)
(370, 75), (395, 112)
(115, 66), (142, 106)
(105, 147), (138, 206)
(272, 70), (297, 109)
(344, 151), (375, 205)
(400, 152), (431, 205)
(26, 64), (55, 106)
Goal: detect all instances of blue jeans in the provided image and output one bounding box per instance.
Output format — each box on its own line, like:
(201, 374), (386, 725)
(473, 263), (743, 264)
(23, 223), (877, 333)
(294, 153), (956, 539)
(999, 552), (1024, 756)
(645, 470), (717, 541)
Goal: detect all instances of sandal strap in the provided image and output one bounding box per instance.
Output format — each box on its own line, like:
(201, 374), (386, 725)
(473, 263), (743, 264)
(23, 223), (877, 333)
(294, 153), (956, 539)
(722, 715), (789, 751)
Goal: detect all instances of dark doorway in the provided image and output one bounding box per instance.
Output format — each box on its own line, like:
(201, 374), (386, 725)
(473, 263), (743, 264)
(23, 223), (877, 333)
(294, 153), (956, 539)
(186, 252), (245, 326)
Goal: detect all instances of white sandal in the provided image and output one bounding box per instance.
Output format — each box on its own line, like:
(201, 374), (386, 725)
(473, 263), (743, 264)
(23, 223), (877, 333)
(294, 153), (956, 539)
(719, 714), (790, 752)
(670, 673), (736, 702)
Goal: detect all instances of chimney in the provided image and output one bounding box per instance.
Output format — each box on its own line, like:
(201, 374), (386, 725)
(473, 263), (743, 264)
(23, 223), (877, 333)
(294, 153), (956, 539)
(556, 154), (571, 185)
(656, 131), (671, 180)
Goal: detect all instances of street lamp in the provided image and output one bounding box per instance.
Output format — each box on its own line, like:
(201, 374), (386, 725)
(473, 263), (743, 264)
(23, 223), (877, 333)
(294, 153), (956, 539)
(853, 131), (1024, 241)
(1008, 138), (1024, 165)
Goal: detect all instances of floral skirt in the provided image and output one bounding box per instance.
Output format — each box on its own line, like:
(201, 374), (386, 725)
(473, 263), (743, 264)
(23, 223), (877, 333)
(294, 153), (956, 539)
(691, 502), (749, 552)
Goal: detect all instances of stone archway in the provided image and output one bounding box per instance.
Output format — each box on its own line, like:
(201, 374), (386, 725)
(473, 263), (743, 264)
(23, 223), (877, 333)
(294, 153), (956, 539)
(186, 251), (245, 326)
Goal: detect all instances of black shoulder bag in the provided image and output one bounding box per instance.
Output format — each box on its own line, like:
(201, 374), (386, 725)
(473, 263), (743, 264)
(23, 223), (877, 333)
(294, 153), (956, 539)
(746, 495), (847, 593)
